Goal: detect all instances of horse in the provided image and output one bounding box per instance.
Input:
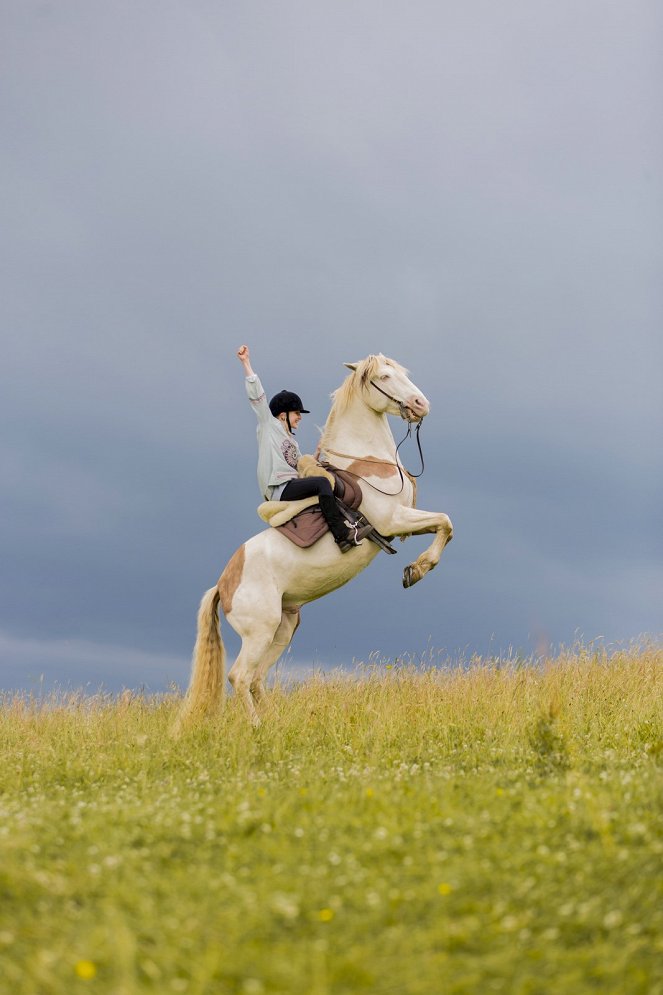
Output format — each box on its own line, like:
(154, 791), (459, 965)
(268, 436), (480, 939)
(174, 353), (453, 729)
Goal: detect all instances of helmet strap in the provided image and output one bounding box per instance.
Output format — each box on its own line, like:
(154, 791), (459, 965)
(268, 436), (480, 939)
(279, 412), (295, 435)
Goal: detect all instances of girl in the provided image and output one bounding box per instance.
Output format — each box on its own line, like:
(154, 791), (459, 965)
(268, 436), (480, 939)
(237, 345), (371, 551)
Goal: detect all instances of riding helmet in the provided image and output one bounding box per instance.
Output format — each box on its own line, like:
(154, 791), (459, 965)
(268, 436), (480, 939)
(269, 390), (310, 417)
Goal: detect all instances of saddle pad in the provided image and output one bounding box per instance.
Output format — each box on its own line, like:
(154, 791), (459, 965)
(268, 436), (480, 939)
(257, 496), (318, 527)
(276, 505), (329, 548)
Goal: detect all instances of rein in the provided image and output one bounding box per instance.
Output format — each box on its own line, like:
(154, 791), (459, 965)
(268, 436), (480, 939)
(397, 418), (426, 478)
(368, 379), (425, 476)
(324, 382), (426, 496)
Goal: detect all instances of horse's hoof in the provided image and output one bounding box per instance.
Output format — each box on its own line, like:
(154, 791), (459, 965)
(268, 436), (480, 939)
(403, 565), (419, 588)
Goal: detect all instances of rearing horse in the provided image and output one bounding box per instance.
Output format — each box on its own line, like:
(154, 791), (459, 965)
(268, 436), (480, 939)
(175, 354), (453, 728)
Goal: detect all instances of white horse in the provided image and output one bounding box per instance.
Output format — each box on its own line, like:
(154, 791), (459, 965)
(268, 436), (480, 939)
(175, 354), (453, 728)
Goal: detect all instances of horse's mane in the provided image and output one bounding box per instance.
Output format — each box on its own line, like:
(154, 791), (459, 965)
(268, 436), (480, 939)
(320, 354), (409, 444)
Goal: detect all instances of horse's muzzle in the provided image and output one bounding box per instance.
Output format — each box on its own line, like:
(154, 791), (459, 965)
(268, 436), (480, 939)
(404, 395), (430, 421)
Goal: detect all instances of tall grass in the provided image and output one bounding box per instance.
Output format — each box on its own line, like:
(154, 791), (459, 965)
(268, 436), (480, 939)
(1, 644), (661, 994)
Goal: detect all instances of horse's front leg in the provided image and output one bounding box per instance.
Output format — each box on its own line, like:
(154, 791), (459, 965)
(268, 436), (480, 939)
(384, 507), (453, 588)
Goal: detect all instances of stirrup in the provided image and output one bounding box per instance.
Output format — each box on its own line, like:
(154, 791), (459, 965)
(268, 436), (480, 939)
(337, 520), (373, 552)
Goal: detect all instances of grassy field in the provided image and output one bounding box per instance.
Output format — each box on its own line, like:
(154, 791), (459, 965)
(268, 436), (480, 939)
(1, 644), (661, 995)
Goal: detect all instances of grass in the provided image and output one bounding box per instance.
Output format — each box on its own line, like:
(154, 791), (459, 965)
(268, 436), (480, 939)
(1, 643), (662, 994)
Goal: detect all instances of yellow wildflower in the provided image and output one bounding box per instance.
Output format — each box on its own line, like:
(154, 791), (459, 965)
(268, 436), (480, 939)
(75, 960), (97, 980)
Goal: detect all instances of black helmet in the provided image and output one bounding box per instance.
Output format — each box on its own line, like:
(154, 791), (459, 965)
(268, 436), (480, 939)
(269, 390), (310, 417)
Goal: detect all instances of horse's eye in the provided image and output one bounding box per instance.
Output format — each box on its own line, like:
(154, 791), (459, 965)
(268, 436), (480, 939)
(380, 374), (390, 381)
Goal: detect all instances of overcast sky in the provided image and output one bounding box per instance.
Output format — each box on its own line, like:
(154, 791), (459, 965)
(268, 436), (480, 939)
(2, 0), (661, 693)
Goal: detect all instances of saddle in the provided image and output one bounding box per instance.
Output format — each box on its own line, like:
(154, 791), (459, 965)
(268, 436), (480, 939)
(257, 465), (397, 554)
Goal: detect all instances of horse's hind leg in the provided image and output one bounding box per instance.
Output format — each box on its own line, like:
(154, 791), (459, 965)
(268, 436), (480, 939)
(227, 630), (278, 727)
(250, 608), (301, 705)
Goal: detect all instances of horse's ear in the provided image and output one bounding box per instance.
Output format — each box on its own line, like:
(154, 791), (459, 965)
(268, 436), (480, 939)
(344, 362), (358, 371)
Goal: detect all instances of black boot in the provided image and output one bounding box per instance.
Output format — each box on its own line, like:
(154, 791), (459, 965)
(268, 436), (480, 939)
(318, 495), (373, 552)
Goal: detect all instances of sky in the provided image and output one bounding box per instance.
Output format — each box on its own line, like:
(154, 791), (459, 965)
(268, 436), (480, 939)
(1, 0), (661, 693)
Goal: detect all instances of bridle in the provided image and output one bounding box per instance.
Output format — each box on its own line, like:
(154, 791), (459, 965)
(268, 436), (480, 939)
(367, 379), (426, 478)
(323, 379), (426, 496)
(368, 378), (418, 421)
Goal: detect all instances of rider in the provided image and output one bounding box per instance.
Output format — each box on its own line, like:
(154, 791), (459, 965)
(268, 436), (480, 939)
(237, 345), (372, 552)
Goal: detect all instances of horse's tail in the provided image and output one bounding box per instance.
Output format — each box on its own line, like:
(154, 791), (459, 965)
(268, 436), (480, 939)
(171, 587), (225, 736)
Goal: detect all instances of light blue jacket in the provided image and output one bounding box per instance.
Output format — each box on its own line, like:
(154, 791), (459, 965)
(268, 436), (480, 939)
(245, 374), (301, 500)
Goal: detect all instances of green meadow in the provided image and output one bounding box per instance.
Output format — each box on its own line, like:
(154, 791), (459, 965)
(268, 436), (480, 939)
(1, 644), (661, 994)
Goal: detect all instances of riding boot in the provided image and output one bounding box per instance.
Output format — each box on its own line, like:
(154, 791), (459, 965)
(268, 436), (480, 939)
(318, 495), (372, 552)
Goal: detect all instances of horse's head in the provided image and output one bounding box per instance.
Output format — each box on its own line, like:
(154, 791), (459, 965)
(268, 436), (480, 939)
(344, 354), (430, 423)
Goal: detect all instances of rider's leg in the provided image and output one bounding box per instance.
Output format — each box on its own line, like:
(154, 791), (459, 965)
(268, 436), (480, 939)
(281, 477), (371, 549)
(280, 475), (337, 501)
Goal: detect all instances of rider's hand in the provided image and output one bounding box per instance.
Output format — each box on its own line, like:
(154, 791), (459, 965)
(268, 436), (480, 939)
(237, 345), (250, 363)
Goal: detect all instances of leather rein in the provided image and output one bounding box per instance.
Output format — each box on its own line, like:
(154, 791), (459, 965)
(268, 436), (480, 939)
(323, 380), (426, 497)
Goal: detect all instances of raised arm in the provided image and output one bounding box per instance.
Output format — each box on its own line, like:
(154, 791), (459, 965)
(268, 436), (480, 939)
(238, 345), (270, 423)
(237, 344), (255, 378)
